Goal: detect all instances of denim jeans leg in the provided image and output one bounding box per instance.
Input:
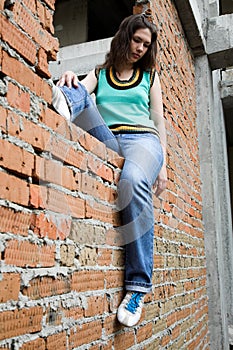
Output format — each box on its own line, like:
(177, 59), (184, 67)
(116, 133), (164, 293)
(59, 84), (120, 153)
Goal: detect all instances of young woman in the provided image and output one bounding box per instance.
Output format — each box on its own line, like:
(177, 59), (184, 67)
(52, 12), (167, 327)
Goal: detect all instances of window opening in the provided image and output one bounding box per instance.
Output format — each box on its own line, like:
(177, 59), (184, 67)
(220, 0), (233, 14)
(53, 0), (135, 48)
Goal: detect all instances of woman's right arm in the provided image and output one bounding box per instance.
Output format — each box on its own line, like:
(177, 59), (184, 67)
(56, 69), (98, 94)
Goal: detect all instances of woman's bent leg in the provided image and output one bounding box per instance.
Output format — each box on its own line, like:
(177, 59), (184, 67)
(60, 84), (120, 153)
(52, 84), (120, 153)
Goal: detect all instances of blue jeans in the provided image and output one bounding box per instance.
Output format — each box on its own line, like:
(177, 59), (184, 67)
(116, 133), (163, 292)
(59, 84), (164, 293)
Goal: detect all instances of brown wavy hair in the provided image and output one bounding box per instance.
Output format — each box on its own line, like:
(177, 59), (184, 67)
(99, 14), (158, 71)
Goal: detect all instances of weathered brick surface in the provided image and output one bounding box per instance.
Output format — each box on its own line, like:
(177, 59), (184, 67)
(0, 14), (37, 65)
(0, 206), (31, 236)
(46, 332), (67, 350)
(0, 273), (20, 303)
(4, 240), (55, 267)
(19, 338), (46, 350)
(0, 0), (209, 349)
(0, 307), (43, 341)
(69, 321), (102, 348)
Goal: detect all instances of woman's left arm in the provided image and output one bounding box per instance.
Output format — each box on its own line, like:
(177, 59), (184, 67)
(150, 71), (167, 197)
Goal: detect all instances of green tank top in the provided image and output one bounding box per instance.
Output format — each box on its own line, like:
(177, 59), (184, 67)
(95, 67), (159, 135)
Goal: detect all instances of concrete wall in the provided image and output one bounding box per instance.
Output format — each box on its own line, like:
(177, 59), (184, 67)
(195, 57), (233, 349)
(174, 0), (233, 348)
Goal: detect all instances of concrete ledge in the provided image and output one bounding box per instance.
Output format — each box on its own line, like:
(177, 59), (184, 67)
(207, 14), (233, 70)
(174, 0), (206, 56)
(49, 38), (112, 79)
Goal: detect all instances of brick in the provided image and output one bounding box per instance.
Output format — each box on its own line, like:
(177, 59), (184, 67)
(2, 51), (52, 103)
(7, 82), (30, 113)
(0, 206), (31, 236)
(36, 47), (51, 78)
(50, 137), (87, 170)
(105, 228), (125, 247)
(0, 14), (37, 64)
(69, 221), (106, 245)
(39, 105), (67, 132)
(46, 332), (67, 350)
(41, 187), (85, 218)
(97, 248), (112, 266)
(34, 157), (77, 190)
(23, 0), (37, 15)
(0, 105), (7, 134)
(79, 246), (98, 266)
(0, 0), (4, 10)
(36, 1), (54, 34)
(12, 1), (59, 53)
(84, 295), (106, 317)
(105, 270), (124, 289)
(0, 273), (20, 303)
(161, 334), (171, 347)
(107, 148), (124, 169)
(60, 244), (75, 266)
(0, 139), (34, 177)
(19, 338), (45, 350)
(29, 183), (47, 209)
(36, 0), (45, 25)
(22, 275), (71, 299)
(0, 306), (43, 340)
(7, 111), (51, 151)
(79, 132), (107, 160)
(166, 312), (177, 327)
(69, 321), (102, 348)
(136, 323), (153, 343)
(171, 324), (181, 340)
(71, 271), (105, 292)
(145, 302), (160, 321)
(81, 172), (116, 203)
(112, 249), (124, 267)
(87, 153), (114, 183)
(86, 198), (120, 225)
(114, 330), (135, 349)
(63, 305), (83, 321)
(30, 212), (71, 240)
(4, 239), (55, 267)
(108, 290), (124, 313)
(104, 314), (122, 336)
(0, 171), (29, 206)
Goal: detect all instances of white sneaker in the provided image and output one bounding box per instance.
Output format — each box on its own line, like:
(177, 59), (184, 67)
(52, 85), (71, 121)
(117, 292), (145, 327)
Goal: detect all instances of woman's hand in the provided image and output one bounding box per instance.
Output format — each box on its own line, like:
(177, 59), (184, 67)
(153, 164), (167, 197)
(56, 70), (79, 88)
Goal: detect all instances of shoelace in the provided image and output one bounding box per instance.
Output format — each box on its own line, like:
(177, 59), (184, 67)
(125, 292), (144, 314)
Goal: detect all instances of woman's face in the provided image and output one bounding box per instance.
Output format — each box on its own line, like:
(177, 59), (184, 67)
(128, 28), (152, 64)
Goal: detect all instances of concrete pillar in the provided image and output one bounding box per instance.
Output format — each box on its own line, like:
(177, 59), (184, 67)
(195, 54), (233, 349)
(209, 0), (220, 17)
(212, 69), (233, 326)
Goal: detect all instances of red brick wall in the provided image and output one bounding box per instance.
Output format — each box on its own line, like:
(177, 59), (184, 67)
(0, 0), (209, 349)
